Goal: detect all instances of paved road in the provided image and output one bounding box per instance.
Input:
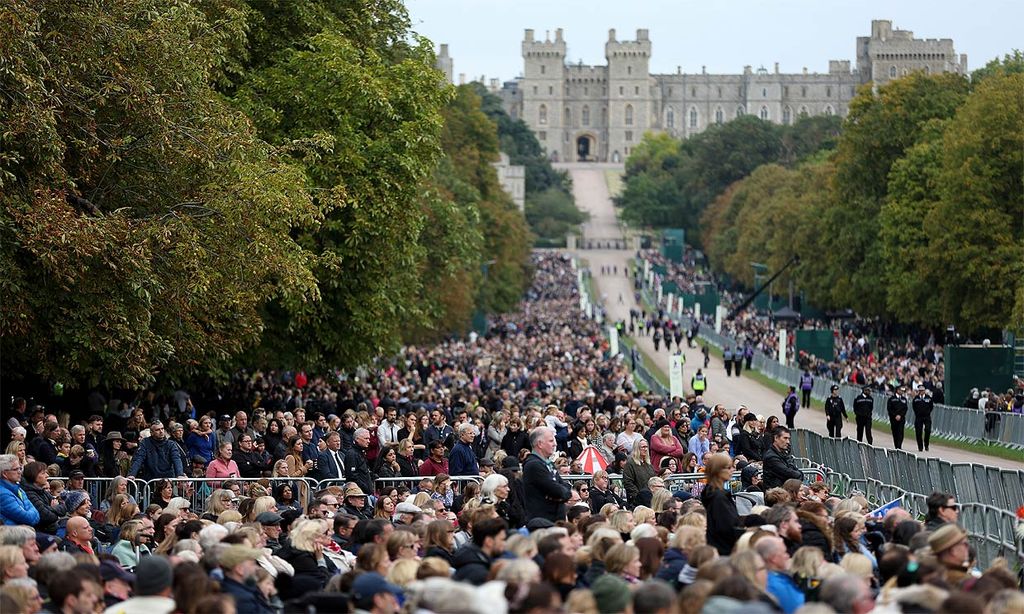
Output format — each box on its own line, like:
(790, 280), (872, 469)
(563, 163), (1024, 470)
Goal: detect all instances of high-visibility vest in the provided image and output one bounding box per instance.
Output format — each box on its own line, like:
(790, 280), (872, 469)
(692, 374), (706, 392)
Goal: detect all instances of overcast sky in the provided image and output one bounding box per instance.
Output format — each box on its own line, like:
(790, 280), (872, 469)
(405, 0), (1021, 82)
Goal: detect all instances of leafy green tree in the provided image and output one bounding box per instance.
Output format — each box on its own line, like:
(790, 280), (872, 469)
(0, 0), (319, 388)
(525, 188), (586, 240)
(970, 50), (1024, 85)
(822, 72), (970, 313)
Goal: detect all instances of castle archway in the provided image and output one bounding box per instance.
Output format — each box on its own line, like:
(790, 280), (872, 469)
(576, 134), (597, 162)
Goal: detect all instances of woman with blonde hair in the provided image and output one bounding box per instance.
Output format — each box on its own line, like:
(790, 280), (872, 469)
(249, 496), (278, 522)
(622, 439), (654, 506)
(650, 488), (675, 514)
(204, 489), (238, 520)
(374, 494), (396, 520)
(608, 510), (636, 540)
(731, 549), (769, 591)
(4, 441), (25, 465)
(1, 578), (42, 613)
(632, 505), (655, 526)
(839, 552), (875, 585)
(100, 476), (137, 513)
(217, 510), (243, 525)
(387, 558), (419, 588)
(700, 452), (739, 555)
(792, 545), (825, 595)
(276, 518), (330, 600)
(0, 547), (28, 584)
(504, 534), (537, 559)
(105, 494), (138, 536)
(656, 524), (706, 585)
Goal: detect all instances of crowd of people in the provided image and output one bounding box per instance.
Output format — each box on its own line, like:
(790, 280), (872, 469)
(1, 253), (1021, 614)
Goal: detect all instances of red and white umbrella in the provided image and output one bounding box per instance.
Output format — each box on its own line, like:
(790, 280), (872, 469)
(576, 445), (608, 474)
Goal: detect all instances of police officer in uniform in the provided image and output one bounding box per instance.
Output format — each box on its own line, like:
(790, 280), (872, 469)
(912, 387), (935, 452)
(824, 385), (848, 438)
(853, 385), (875, 444)
(886, 386), (909, 450)
(692, 369), (707, 395)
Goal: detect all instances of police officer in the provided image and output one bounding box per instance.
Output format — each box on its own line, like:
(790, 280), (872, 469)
(799, 370), (815, 408)
(886, 386), (909, 450)
(824, 385), (848, 438)
(692, 369), (707, 395)
(853, 385), (875, 444)
(912, 387), (935, 452)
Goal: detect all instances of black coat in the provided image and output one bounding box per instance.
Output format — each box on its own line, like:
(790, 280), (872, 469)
(521, 453), (572, 522)
(275, 544), (330, 601)
(701, 486), (740, 555)
(22, 480), (64, 533)
(452, 543), (491, 586)
(343, 445), (374, 495)
(762, 446), (803, 489)
(501, 430), (529, 458)
(588, 486), (626, 514)
(732, 429), (762, 461)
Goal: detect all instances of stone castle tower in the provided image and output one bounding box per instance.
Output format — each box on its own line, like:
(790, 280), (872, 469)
(501, 20), (967, 163)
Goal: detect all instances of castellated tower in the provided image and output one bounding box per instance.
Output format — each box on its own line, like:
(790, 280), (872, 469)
(605, 29), (652, 164)
(521, 29), (566, 160)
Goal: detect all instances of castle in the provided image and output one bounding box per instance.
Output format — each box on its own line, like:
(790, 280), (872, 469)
(495, 20), (966, 163)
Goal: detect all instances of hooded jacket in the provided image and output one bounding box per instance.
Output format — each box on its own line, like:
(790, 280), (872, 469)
(452, 542), (492, 585)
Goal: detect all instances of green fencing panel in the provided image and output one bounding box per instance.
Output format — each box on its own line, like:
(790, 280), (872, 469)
(661, 228), (685, 263)
(944, 346), (1014, 408)
(662, 281), (679, 295)
(653, 264), (667, 275)
(681, 293), (696, 308)
(795, 329), (835, 362)
(695, 287), (719, 315)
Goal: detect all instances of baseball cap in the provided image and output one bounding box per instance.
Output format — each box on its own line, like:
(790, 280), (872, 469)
(69, 470), (85, 479)
(255, 511), (283, 526)
(395, 501), (422, 514)
(352, 572), (402, 609)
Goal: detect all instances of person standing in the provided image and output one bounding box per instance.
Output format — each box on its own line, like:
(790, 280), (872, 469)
(691, 369), (707, 396)
(762, 428), (803, 490)
(701, 453), (740, 555)
(886, 388), (909, 450)
(782, 386), (799, 429)
(799, 370), (814, 409)
(702, 343), (710, 368)
(127, 422), (186, 481)
(824, 385), (848, 439)
(314, 431), (346, 483)
(521, 427), (571, 522)
(344, 428), (375, 496)
(723, 347), (734, 377)
(850, 386), (874, 444)
(912, 388), (934, 452)
(448, 423), (480, 477)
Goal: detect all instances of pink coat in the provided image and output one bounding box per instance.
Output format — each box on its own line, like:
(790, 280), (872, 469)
(650, 434), (685, 470)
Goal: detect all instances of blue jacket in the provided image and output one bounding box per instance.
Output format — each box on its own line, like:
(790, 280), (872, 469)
(448, 441), (479, 477)
(0, 479), (40, 526)
(655, 547), (687, 586)
(128, 436), (184, 479)
(222, 577), (276, 614)
(185, 431), (216, 463)
(767, 570), (805, 614)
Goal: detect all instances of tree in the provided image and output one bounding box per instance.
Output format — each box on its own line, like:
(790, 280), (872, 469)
(0, 0), (319, 389)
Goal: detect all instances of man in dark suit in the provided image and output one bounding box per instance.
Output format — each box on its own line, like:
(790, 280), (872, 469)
(522, 426), (571, 522)
(314, 431), (346, 483)
(344, 428), (375, 496)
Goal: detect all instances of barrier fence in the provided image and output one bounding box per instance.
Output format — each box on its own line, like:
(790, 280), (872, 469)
(791, 429), (1024, 569)
(638, 282), (1024, 447)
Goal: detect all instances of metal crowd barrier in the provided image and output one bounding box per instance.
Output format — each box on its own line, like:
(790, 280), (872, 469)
(142, 477), (319, 516)
(317, 475), (483, 498)
(75, 477), (142, 513)
(790, 429), (1024, 569)
(639, 284), (1024, 447)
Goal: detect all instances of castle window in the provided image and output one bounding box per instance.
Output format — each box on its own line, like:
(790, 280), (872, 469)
(824, 105), (834, 116)
(923, 65), (930, 74)
(890, 65), (897, 78)
(565, 86), (570, 95)
(689, 107), (698, 128)
(717, 87), (722, 97)
(533, 86), (538, 95)
(851, 86), (856, 96)
(826, 86), (832, 97)
(762, 88), (767, 97)
(539, 104), (548, 125)
(691, 87), (696, 97)
(619, 86), (624, 95)
(736, 106), (744, 117)
(602, 107), (608, 124)
(582, 105), (590, 126)
(759, 106), (769, 120)
(625, 104), (634, 125)
(666, 107), (674, 128)
(625, 131), (633, 142)
(634, 86), (639, 95)
(627, 66), (632, 75)
(799, 105), (809, 117)
(783, 106), (792, 125)
(801, 86), (807, 97)
(565, 107), (571, 125)
(784, 86), (789, 97)
(668, 87), (673, 96)
(539, 131), (546, 140)
(715, 107), (724, 124)
(584, 87), (588, 95)
(541, 65), (546, 75)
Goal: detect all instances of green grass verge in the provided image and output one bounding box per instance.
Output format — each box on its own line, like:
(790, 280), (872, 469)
(604, 169), (624, 198)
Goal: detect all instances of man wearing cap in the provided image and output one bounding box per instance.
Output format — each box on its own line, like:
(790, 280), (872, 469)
(393, 501), (421, 526)
(850, 385), (873, 444)
(824, 385), (848, 439)
(351, 571), (403, 614)
(220, 544), (276, 614)
(590, 574), (632, 614)
(102, 554), (175, 614)
(522, 426), (572, 523)
(100, 559), (135, 609)
(885, 387), (908, 450)
(257, 511), (285, 551)
(911, 387), (934, 452)
(929, 525), (971, 586)
(127, 422), (186, 481)
(343, 485), (373, 521)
